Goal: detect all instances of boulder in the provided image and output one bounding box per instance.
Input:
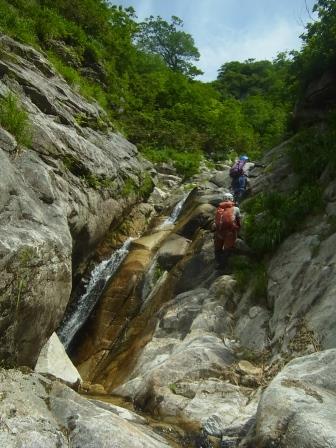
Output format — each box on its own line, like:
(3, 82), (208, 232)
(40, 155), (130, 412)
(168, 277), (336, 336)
(148, 186), (169, 205)
(35, 332), (82, 386)
(157, 173), (182, 189)
(157, 233), (191, 270)
(175, 203), (215, 239)
(210, 169), (231, 188)
(249, 349), (336, 448)
(112, 273), (259, 437)
(237, 360), (262, 377)
(234, 306), (271, 352)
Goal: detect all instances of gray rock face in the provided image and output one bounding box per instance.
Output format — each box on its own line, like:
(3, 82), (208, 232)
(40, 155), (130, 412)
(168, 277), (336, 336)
(0, 35), (149, 366)
(249, 140), (299, 196)
(113, 236), (260, 438)
(0, 368), (171, 447)
(248, 349), (336, 448)
(267, 215), (336, 353)
(210, 169), (231, 188)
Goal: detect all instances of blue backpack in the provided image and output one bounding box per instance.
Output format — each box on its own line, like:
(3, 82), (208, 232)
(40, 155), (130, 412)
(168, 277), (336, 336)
(229, 160), (246, 178)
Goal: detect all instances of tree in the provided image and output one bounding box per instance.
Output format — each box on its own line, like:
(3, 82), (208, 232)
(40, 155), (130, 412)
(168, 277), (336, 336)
(135, 15), (202, 78)
(292, 0), (336, 89)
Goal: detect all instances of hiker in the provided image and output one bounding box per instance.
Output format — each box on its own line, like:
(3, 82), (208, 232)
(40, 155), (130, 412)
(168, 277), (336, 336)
(213, 193), (241, 266)
(230, 155), (264, 203)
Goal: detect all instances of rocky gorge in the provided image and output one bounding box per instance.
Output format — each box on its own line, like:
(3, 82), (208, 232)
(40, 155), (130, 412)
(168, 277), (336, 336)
(1, 35), (336, 448)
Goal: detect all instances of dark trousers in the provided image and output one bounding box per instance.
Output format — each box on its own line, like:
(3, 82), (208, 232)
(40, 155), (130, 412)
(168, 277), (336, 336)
(231, 175), (247, 203)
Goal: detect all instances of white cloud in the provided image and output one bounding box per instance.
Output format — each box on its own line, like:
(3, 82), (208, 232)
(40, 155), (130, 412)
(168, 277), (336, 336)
(197, 20), (304, 81)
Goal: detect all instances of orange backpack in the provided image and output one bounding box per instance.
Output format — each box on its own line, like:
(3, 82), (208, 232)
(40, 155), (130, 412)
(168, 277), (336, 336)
(215, 201), (237, 232)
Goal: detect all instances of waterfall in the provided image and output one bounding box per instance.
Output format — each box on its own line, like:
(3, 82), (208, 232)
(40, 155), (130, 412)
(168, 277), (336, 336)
(141, 255), (159, 302)
(160, 191), (190, 228)
(58, 238), (133, 348)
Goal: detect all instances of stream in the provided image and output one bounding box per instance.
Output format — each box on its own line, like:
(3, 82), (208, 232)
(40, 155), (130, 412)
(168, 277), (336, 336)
(59, 192), (191, 349)
(58, 238), (133, 348)
(62, 187), (226, 447)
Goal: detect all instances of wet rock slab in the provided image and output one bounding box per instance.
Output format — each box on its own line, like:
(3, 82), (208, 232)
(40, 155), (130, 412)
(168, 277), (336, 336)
(0, 369), (172, 448)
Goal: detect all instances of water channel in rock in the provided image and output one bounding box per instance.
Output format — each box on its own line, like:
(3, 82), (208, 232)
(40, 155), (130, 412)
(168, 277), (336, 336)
(58, 238), (133, 348)
(66, 190), (206, 446)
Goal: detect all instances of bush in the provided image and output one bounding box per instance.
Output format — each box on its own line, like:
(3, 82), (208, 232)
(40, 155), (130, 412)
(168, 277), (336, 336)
(289, 117), (336, 183)
(0, 93), (31, 146)
(231, 255), (268, 303)
(120, 173), (154, 199)
(141, 146), (201, 178)
(47, 53), (109, 109)
(242, 185), (323, 255)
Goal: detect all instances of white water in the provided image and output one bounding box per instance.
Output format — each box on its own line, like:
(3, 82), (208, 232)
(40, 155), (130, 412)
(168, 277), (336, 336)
(159, 191), (190, 228)
(58, 238), (133, 348)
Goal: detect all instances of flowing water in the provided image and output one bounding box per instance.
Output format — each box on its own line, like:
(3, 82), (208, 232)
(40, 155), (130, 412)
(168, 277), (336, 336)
(141, 255), (159, 302)
(159, 192), (190, 228)
(58, 238), (133, 348)
(69, 189), (202, 445)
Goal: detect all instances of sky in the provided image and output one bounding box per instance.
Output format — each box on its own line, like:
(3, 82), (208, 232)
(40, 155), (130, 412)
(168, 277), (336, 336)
(116, 0), (317, 81)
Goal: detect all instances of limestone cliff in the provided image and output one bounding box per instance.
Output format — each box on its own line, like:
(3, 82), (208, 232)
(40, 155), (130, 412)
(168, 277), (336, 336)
(0, 35), (152, 367)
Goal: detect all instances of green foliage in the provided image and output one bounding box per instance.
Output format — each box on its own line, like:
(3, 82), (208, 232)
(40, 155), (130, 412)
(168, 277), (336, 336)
(231, 256), (268, 302)
(62, 154), (88, 176)
(141, 147), (201, 178)
(0, 0), (295, 162)
(47, 53), (109, 109)
(289, 116), (336, 183)
(62, 155), (118, 190)
(0, 93), (31, 146)
(120, 173), (154, 199)
(120, 177), (137, 197)
(83, 174), (115, 190)
(293, 0), (336, 90)
(136, 15), (202, 77)
(139, 172), (154, 199)
(242, 186), (323, 255)
(211, 57), (294, 158)
(216, 57), (293, 102)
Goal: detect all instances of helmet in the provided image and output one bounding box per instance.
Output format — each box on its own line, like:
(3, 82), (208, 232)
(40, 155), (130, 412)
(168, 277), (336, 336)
(223, 192), (234, 202)
(239, 155), (249, 161)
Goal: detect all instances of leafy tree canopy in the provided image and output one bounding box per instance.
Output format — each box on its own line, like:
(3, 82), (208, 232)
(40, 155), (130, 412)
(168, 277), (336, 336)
(215, 56), (293, 102)
(135, 15), (202, 78)
(293, 0), (336, 89)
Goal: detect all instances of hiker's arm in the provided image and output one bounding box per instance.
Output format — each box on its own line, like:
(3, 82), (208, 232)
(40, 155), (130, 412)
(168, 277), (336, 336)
(250, 161), (266, 168)
(246, 162), (265, 177)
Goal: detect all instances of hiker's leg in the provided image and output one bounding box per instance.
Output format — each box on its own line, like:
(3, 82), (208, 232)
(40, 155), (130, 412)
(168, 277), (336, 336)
(223, 230), (238, 250)
(231, 178), (240, 201)
(221, 248), (234, 270)
(237, 176), (247, 201)
(214, 234), (224, 265)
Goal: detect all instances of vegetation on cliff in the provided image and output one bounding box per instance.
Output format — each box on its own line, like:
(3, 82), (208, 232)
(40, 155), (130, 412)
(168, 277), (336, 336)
(0, 0), (334, 179)
(0, 0), (297, 175)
